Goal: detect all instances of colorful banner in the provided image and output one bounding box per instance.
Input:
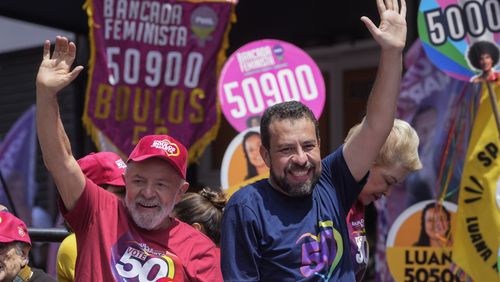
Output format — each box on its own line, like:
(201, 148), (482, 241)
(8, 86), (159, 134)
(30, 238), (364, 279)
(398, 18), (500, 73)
(220, 127), (268, 197)
(418, 0), (500, 81)
(375, 40), (479, 282)
(386, 200), (458, 282)
(218, 39), (325, 132)
(452, 83), (500, 281)
(0, 105), (37, 224)
(83, 0), (235, 162)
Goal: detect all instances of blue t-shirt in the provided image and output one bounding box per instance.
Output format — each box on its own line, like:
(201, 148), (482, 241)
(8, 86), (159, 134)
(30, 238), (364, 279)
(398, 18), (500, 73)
(220, 147), (367, 281)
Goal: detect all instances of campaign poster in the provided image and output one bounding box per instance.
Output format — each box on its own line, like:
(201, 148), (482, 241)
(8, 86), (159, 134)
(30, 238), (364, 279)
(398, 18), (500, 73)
(83, 0), (235, 162)
(386, 201), (459, 282)
(418, 0), (500, 82)
(218, 39), (326, 132)
(220, 127), (268, 197)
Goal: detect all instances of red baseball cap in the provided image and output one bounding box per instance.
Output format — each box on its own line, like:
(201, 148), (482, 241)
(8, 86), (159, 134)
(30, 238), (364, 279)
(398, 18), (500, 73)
(0, 212), (31, 246)
(77, 152), (126, 186)
(127, 135), (188, 179)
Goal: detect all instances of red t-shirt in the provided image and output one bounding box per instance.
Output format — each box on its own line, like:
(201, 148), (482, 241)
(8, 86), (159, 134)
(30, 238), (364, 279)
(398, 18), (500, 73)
(61, 178), (222, 282)
(346, 199), (368, 282)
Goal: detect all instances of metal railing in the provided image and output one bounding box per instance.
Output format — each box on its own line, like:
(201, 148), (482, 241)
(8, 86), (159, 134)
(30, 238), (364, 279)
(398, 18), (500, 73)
(27, 228), (70, 242)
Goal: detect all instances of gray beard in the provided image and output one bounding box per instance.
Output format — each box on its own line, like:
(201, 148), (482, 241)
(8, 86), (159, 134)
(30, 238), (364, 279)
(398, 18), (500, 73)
(124, 198), (169, 230)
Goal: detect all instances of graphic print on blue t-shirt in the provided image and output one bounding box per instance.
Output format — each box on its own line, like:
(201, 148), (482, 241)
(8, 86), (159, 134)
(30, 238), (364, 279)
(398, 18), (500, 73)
(110, 232), (183, 282)
(296, 220), (343, 280)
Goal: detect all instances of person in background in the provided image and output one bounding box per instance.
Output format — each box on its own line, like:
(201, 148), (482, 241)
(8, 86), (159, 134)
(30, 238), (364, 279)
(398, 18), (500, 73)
(36, 36), (222, 281)
(172, 187), (226, 246)
(56, 151), (127, 282)
(220, 0), (408, 278)
(345, 118), (422, 281)
(0, 211), (55, 281)
(76, 152), (127, 200)
(242, 131), (267, 180)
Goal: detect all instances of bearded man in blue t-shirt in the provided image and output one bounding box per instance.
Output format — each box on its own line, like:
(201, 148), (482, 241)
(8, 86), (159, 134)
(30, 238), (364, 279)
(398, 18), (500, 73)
(220, 0), (408, 280)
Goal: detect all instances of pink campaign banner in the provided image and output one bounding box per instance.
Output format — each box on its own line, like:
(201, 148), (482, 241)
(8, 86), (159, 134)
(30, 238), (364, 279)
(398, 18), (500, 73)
(83, 0), (234, 161)
(218, 39), (326, 132)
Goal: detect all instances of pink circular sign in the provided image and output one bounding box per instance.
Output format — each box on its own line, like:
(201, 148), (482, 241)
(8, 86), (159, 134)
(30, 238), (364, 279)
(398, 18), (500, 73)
(218, 39), (326, 132)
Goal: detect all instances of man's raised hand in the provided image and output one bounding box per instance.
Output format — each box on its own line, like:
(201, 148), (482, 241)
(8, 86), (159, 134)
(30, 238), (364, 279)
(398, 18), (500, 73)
(361, 0), (407, 51)
(36, 36), (83, 95)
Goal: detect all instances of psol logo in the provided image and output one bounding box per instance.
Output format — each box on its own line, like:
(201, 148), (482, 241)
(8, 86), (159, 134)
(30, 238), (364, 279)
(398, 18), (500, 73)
(152, 140), (180, 157)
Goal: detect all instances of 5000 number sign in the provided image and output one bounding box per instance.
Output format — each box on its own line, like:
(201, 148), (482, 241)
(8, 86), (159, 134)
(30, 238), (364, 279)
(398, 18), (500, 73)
(418, 0), (500, 81)
(424, 0), (500, 46)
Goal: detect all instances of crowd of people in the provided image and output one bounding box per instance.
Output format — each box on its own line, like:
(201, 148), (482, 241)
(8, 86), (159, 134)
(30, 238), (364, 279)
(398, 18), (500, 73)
(0, 0), (443, 280)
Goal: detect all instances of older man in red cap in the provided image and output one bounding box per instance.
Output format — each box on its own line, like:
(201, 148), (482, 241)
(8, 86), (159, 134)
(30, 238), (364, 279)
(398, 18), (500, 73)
(0, 211), (55, 281)
(35, 37), (221, 281)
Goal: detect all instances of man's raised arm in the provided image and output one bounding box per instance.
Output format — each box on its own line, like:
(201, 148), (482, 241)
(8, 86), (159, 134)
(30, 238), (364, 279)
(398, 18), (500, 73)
(343, 0), (407, 181)
(36, 36), (85, 210)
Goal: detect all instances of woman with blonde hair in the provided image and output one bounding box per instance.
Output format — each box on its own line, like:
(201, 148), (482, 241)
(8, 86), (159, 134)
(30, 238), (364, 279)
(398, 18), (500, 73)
(345, 118), (422, 281)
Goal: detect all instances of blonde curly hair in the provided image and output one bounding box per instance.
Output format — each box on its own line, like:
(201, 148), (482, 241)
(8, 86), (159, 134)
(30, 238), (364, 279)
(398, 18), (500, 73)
(345, 119), (422, 172)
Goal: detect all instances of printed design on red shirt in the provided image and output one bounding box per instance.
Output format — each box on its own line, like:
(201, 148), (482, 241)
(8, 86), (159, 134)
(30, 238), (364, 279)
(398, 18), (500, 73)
(110, 233), (184, 282)
(296, 220), (343, 281)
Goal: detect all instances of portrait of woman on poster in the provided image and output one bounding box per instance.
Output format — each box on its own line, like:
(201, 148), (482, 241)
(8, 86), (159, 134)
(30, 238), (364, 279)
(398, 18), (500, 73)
(242, 131), (267, 180)
(467, 40), (500, 83)
(413, 202), (452, 247)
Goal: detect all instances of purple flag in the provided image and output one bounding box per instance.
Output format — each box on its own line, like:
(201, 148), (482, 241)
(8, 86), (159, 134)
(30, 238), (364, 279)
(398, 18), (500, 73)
(82, 0), (235, 162)
(0, 105), (37, 224)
